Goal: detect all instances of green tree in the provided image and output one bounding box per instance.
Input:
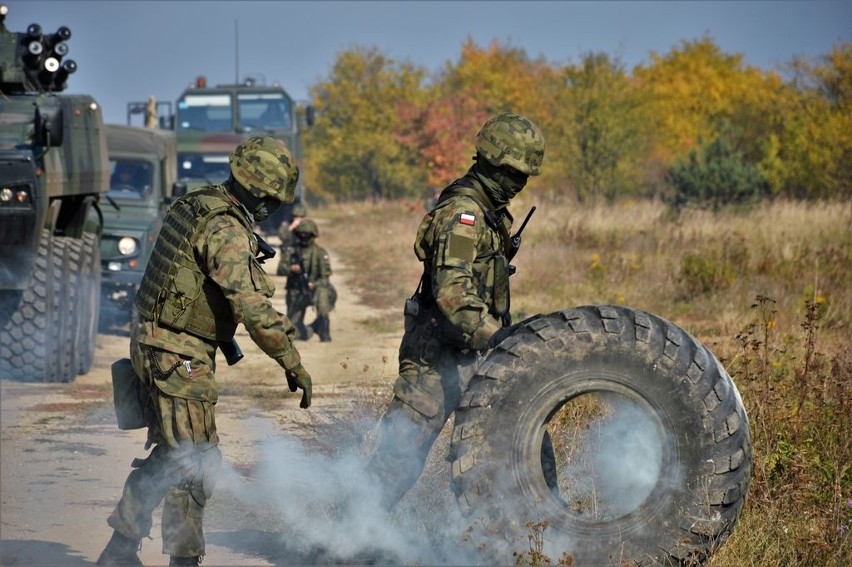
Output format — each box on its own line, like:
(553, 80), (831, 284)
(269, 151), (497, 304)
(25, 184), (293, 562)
(666, 130), (769, 212)
(560, 52), (648, 202)
(303, 46), (427, 201)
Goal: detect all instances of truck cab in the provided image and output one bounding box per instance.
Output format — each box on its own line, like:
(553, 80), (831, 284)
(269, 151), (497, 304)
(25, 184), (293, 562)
(127, 76), (310, 233)
(174, 77), (304, 197)
(99, 124), (185, 324)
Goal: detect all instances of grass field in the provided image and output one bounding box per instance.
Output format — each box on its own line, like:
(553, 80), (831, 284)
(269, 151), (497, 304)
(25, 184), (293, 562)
(320, 196), (851, 566)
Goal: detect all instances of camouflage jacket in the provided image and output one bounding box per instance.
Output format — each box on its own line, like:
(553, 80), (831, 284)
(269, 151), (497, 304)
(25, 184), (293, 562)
(277, 218), (300, 258)
(414, 175), (513, 350)
(133, 185), (302, 393)
(285, 242), (332, 293)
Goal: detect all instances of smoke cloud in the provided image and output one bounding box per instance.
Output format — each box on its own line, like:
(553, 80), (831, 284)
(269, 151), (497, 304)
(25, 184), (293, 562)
(215, 415), (485, 565)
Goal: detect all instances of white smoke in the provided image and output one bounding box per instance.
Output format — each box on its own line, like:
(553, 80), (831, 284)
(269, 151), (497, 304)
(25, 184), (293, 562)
(215, 414), (484, 565)
(590, 393), (664, 516)
(548, 392), (665, 523)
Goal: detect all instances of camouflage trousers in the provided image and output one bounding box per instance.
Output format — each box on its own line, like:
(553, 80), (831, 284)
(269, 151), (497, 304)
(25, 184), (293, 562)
(107, 343), (222, 557)
(367, 320), (478, 509)
(286, 285), (334, 339)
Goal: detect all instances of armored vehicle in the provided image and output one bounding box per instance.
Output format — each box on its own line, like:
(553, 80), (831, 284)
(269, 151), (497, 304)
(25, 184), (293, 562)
(99, 124), (186, 326)
(0, 5), (108, 382)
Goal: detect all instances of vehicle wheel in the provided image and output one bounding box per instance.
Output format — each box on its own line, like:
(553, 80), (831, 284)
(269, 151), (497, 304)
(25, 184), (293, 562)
(53, 236), (78, 383)
(73, 232), (100, 375)
(451, 305), (751, 566)
(0, 230), (60, 381)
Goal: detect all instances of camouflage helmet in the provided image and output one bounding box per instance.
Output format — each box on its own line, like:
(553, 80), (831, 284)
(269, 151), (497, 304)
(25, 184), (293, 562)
(291, 201), (308, 217)
(229, 136), (299, 203)
(294, 218), (319, 237)
(474, 112), (545, 176)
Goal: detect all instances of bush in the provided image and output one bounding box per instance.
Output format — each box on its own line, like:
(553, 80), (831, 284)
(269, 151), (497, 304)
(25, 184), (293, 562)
(666, 134), (770, 213)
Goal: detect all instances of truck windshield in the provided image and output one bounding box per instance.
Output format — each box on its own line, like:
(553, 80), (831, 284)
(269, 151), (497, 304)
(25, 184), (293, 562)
(176, 94), (233, 132)
(108, 159), (153, 199)
(238, 93), (292, 132)
(177, 153), (231, 184)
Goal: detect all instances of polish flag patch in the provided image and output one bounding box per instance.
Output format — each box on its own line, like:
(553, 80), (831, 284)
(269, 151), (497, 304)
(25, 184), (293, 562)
(459, 212), (476, 226)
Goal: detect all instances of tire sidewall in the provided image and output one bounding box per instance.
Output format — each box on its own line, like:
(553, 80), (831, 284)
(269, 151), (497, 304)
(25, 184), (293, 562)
(453, 306), (750, 564)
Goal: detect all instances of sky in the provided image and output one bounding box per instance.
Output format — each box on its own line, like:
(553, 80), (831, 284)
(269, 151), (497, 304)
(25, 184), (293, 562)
(5, 1), (851, 125)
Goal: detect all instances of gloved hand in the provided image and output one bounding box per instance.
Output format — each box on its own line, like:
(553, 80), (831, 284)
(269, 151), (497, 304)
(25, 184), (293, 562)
(285, 363), (312, 409)
(486, 324), (520, 350)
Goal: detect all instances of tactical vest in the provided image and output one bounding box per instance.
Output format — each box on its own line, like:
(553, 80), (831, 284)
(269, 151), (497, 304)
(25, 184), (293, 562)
(135, 186), (255, 342)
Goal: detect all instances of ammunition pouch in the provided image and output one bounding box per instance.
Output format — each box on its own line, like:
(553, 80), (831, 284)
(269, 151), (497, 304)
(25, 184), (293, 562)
(393, 373), (441, 419)
(110, 358), (150, 430)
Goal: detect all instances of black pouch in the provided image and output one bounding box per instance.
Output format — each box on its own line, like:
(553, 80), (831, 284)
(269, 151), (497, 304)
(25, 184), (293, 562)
(404, 293), (423, 333)
(111, 358), (148, 430)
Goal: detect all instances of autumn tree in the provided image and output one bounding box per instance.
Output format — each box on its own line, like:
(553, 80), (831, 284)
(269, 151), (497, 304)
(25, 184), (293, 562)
(303, 46), (428, 201)
(633, 36), (785, 185)
(769, 42), (852, 199)
(558, 52), (649, 203)
(398, 39), (562, 193)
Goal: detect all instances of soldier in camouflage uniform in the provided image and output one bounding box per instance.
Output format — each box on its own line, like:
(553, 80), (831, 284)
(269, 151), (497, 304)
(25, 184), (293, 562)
(284, 219), (336, 342)
(97, 137), (313, 567)
(367, 113), (545, 509)
(275, 200), (307, 276)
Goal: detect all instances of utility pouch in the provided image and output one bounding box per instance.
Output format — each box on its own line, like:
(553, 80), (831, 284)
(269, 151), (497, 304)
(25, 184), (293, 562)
(111, 358), (149, 430)
(404, 296), (421, 318)
(404, 296), (420, 333)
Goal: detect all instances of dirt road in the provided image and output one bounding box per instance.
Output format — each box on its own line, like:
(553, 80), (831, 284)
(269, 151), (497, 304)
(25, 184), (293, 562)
(0, 246), (412, 566)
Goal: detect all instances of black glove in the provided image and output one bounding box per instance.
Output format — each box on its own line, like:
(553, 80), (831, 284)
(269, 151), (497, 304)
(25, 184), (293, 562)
(487, 324), (520, 349)
(285, 363), (312, 409)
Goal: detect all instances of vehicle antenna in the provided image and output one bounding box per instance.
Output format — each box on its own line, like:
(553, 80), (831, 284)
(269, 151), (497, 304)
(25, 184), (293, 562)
(234, 18), (240, 85)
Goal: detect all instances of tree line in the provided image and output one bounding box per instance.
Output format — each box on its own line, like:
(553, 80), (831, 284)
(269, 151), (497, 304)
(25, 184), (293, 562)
(302, 37), (851, 209)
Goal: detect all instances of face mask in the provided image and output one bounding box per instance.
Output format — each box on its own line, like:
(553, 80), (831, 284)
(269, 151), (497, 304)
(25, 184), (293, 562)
(494, 166), (528, 199)
(473, 157), (529, 206)
(251, 198), (281, 222)
(229, 180), (281, 221)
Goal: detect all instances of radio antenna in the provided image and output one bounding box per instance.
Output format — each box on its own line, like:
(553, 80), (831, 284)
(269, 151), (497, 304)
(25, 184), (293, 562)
(234, 19), (240, 84)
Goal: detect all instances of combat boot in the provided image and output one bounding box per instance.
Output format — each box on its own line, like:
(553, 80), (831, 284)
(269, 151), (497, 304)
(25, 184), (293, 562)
(96, 530), (143, 566)
(169, 556), (200, 566)
(313, 317), (331, 342)
(296, 322), (313, 341)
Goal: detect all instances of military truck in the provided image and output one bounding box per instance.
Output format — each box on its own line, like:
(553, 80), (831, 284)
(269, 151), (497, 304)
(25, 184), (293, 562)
(0, 5), (108, 382)
(99, 124), (186, 326)
(128, 75), (312, 233)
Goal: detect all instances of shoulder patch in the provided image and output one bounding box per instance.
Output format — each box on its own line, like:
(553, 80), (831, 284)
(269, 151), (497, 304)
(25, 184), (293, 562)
(459, 212), (476, 226)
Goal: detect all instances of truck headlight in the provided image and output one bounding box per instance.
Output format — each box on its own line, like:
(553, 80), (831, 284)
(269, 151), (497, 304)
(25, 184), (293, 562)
(118, 237), (138, 256)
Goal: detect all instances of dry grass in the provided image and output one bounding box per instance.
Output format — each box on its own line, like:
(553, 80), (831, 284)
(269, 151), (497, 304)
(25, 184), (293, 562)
(312, 196), (851, 565)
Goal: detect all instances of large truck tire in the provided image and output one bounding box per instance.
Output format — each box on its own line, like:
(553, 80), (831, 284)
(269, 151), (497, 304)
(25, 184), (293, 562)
(0, 230), (61, 381)
(451, 306), (751, 566)
(73, 232), (100, 375)
(54, 236), (78, 383)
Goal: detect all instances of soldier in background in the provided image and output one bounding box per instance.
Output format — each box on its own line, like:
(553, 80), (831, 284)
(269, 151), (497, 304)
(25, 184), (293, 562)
(276, 200), (307, 276)
(284, 219), (336, 342)
(97, 137), (313, 567)
(367, 113), (545, 509)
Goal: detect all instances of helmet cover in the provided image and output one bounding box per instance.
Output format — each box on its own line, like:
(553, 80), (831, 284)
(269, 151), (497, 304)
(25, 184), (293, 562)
(229, 136), (299, 202)
(475, 112), (545, 176)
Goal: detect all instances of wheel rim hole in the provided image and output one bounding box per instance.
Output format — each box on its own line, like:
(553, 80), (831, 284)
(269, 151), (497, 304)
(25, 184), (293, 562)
(542, 391), (663, 521)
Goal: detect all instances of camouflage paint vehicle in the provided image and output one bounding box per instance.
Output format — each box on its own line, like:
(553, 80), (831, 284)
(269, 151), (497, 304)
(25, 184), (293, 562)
(0, 5), (109, 382)
(129, 75), (312, 233)
(99, 124), (186, 325)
